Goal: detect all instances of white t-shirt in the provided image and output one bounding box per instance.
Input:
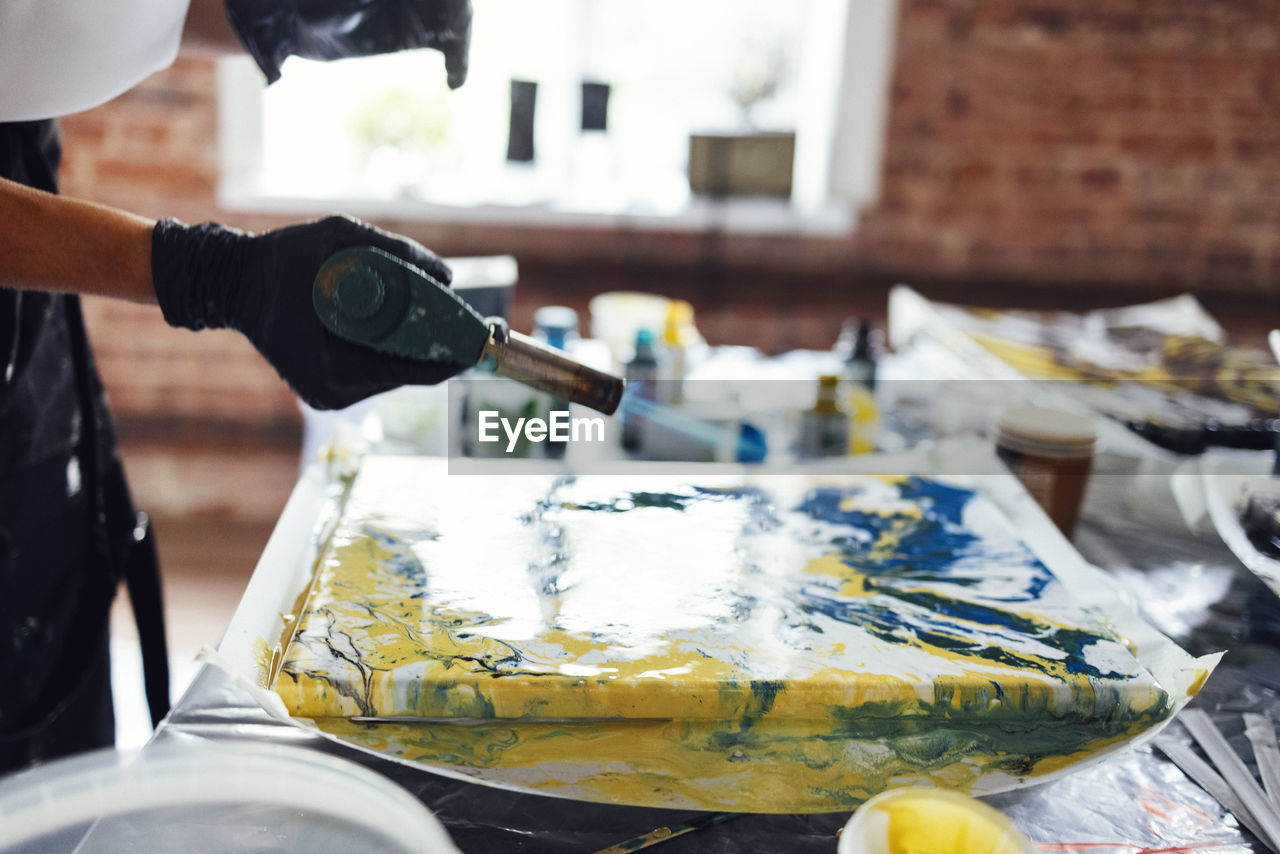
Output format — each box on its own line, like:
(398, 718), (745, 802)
(0, 0), (191, 121)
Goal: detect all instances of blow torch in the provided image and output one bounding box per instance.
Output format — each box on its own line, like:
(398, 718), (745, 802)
(313, 247), (624, 415)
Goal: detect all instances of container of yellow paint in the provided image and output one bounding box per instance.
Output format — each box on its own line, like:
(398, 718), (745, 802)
(838, 787), (1035, 854)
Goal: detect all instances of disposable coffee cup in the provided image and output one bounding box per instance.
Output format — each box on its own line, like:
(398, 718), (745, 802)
(995, 405), (1096, 537)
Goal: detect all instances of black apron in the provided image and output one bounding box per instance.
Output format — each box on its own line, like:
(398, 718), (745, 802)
(0, 119), (169, 771)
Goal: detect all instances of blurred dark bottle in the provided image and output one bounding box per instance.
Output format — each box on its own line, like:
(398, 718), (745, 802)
(836, 318), (884, 454)
(836, 317), (882, 391)
(507, 79), (537, 163)
(622, 329), (659, 453)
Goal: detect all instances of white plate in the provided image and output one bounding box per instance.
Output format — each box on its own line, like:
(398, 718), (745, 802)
(1198, 453), (1280, 596)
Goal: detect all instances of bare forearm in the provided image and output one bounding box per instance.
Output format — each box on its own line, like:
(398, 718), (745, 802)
(0, 177), (157, 303)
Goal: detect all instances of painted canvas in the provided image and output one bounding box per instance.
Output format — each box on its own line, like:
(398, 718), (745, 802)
(901, 287), (1280, 418)
(270, 457), (1210, 812)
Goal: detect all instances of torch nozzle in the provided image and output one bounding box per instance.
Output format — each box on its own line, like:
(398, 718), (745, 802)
(481, 320), (625, 416)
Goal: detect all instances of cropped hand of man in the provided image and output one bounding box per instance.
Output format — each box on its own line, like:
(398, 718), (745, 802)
(224, 0), (473, 87)
(152, 214), (468, 409)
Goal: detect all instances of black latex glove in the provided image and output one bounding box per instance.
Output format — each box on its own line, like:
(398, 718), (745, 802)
(224, 0), (473, 88)
(152, 214), (467, 410)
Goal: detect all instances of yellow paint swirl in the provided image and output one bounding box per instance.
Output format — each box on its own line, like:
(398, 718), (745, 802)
(270, 462), (1187, 811)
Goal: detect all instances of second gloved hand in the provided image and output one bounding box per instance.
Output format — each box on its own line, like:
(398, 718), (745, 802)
(224, 0), (473, 88)
(152, 214), (467, 410)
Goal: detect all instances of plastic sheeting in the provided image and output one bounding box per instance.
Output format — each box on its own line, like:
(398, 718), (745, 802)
(152, 490), (1278, 852)
(153, 657), (1257, 852)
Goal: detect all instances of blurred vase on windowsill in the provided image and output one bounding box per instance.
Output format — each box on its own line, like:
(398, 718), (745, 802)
(687, 25), (795, 198)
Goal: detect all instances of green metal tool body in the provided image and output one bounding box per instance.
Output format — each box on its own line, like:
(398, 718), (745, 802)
(313, 247), (624, 415)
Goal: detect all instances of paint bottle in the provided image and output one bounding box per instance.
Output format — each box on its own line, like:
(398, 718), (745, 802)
(836, 318), (882, 454)
(534, 305), (579, 352)
(660, 300), (692, 405)
(533, 306), (579, 459)
(622, 329), (660, 453)
(995, 405), (1097, 537)
(837, 318), (880, 391)
(797, 375), (850, 459)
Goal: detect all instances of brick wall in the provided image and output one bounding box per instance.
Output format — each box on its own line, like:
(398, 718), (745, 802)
(55, 3), (1280, 435)
(856, 0), (1280, 293)
(62, 59), (303, 433)
(59, 57), (866, 433)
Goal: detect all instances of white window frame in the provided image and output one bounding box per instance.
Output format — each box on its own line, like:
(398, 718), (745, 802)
(216, 0), (896, 238)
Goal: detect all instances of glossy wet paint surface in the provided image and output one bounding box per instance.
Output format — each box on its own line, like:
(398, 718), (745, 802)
(273, 458), (1177, 811)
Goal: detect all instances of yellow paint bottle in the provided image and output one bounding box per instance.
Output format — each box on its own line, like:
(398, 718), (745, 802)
(839, 788), (1035, 854)
(659, 300), (693, 405)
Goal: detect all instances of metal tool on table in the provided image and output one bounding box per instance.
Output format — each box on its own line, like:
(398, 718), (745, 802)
(313, 247), (624, 415)
(593, 813), (738, 854)
(1156, 709), (1280, 852)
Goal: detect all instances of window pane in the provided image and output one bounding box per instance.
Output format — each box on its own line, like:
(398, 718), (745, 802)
(258, 0), (817, 213)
